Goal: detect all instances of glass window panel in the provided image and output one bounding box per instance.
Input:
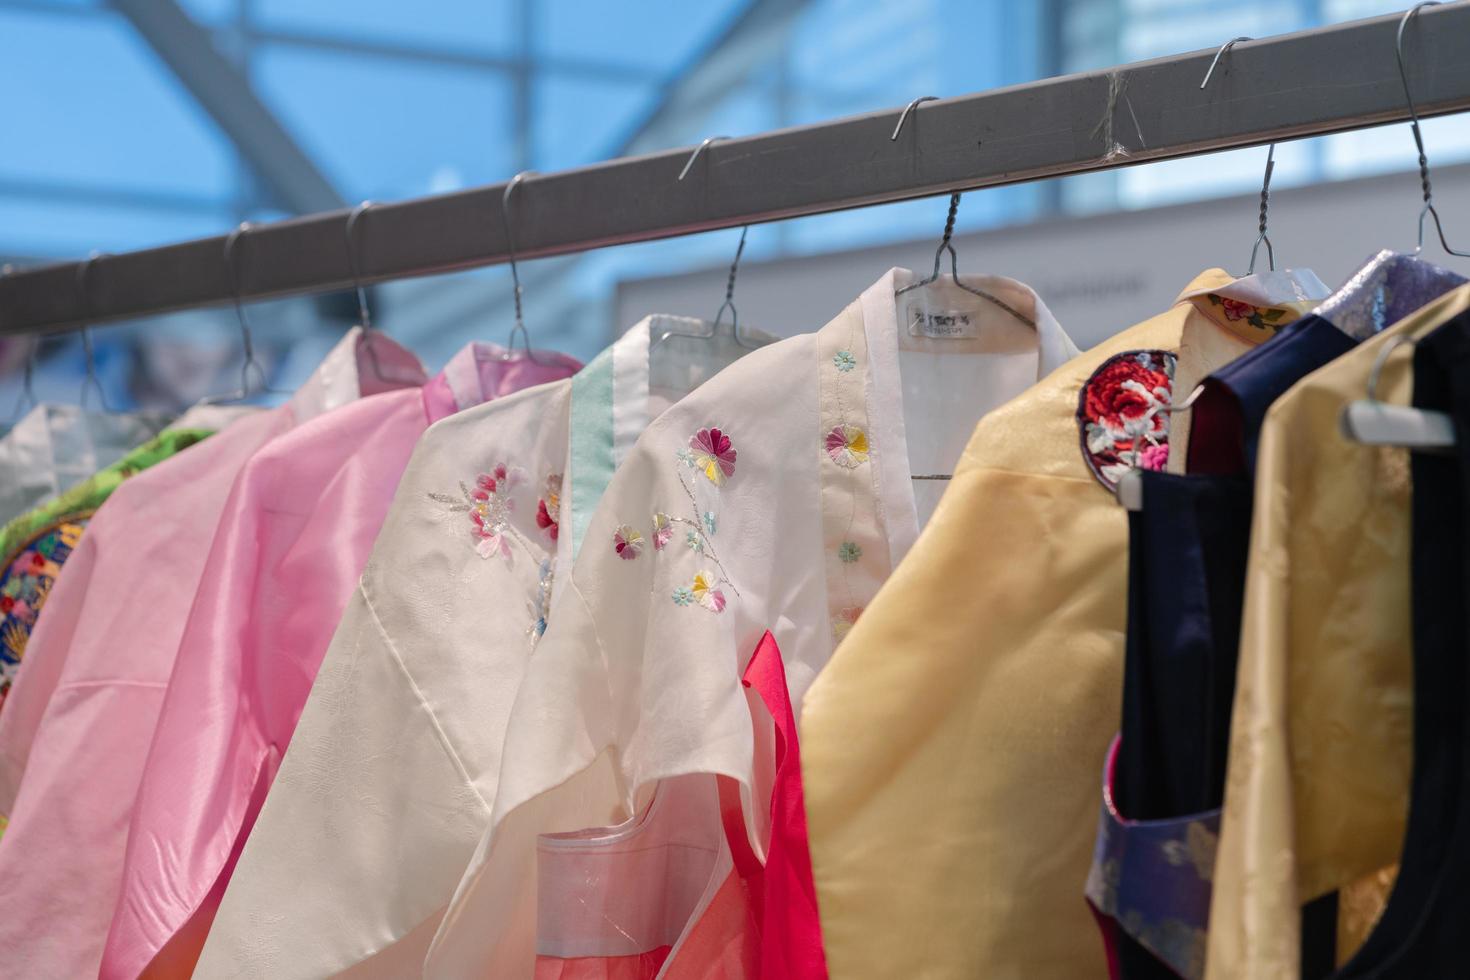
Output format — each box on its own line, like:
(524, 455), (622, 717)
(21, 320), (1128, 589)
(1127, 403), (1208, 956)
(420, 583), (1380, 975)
(253, 0), (516, 56)
(252, 46), (515, 201)
(1118, 142), (1315, 209)
(533, 74), (660, 169)
(0, 8), (235, 198)
(1322, 115), (1470, 181)
(0, 193), (233, 258)
(534, 0), (742, 71)
(179, 0), (237, 26)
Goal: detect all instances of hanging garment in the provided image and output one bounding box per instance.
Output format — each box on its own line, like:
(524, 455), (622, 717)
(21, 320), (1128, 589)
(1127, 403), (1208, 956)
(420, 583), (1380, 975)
(1090, 258), (1464, 980)
(530, 631), (825, 980)
(1204, 282), (1470, 980)
(1319, 310), (1470, 978)
(0, 419), (224, 714)
(422, 268), (1081, 977)
(0, 403), (171, 526)
(794, 269), (1328, 980)
(100, 341), (579, 980)
(0, 329), (426, 980)
(192, 317), (770, 980)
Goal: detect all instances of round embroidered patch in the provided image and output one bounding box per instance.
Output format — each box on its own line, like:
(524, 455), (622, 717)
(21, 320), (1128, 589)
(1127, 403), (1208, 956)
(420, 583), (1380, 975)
(1, 521), (85, 708)
(1076, 350), (1176, 491)
(824, 424), (870, 468)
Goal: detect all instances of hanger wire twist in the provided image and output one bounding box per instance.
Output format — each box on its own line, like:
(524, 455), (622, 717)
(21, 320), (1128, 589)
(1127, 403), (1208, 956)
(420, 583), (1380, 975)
(343, 201), (395, 382)
(1396, 1), (1468, 257)
(712, 225), (749, 332)
(1199, 37), (1277, 273)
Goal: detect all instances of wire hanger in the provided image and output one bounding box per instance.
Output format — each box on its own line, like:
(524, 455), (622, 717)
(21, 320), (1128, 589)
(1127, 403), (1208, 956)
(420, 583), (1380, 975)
(654, 138), (765, 350)
(75, 252), (113, 412)
(342, 200), (398, 383)
(499, 171), (552, 364)
(203, 222), (290, 404)
(1396, 1), (1468, 259)
(1340, 332), (1455, 451)
(893, 192), (1037, 328)
(1200, 37), (1278, 275)
(888, 96), (1034, 327)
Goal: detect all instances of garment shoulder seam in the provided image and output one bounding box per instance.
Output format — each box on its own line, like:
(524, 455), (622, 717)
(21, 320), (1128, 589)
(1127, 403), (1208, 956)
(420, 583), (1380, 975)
(356, 578), (492, 817)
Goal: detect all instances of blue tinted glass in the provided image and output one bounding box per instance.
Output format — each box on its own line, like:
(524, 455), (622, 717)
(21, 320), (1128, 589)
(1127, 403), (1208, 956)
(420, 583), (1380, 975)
(533, 74), (661, 169)
(534, 0), (743, 69)
(253, 46), (515, 201)
(254, 0), (517, 55)
(0, 193), (233, 258)
(0, 8), (234, 198)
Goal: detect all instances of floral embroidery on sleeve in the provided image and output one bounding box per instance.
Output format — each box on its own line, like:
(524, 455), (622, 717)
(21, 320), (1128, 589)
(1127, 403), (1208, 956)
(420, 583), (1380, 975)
(687, 427), (737, 486)
(429, 463), (529, 563)
(1205, 293), (1288, 332)
(1077, 350), (1176, 491)
(613, 525), (644, 560)
(526, 559), (554, 640)
(620, 425), (741, 612)
(536, 474), (562, 541)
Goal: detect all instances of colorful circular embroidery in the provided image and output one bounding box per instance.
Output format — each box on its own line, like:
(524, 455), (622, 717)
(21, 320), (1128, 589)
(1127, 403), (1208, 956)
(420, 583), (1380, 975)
(824, 424), (870, 468)
(1, 521), (85, 708)
(613, 524), (644, 560)
(687, 427), (737, 486)
(1076, 350), (1176, 491)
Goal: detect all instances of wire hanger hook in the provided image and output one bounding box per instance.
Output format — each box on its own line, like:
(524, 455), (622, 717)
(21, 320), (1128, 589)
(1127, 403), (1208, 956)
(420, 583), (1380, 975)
(500, 170), (547, 361)
(890, 96), (938, 141)
(214, 222), (286, 400)
(75, 252), (112, 412)
(342, 200), (396, 382)
(678, 136), (729, 182)
(8, 336), (39, 423)
(1396, 2), (1468, 257)
(343, 201), (377, 333)
(894, 191), (1036, 328)
(1200, 37), (1276, 273)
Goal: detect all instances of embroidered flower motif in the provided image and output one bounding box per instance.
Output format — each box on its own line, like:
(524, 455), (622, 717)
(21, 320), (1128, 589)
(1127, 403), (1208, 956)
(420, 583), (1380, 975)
(432, 463), (527, 562)
(691, 570), (727, 613)
(833, 349), (857, 372)
(613, 524), (644, 560)
(702, 511), (717, 536)
(536, 474), (562, 541)
(651, 512), (674, 550)
(824, 424), (870, 468)
(672, 586), (695, 606)
(688, 427), (737, 485)
(1205, 293), (1289, 331)
(1, 522), (82, 708)
(838, 541), (862, 564)
(1077, 350), (1177, 491)
(686, 529), (704, 553)
(831, 605), (863, 641)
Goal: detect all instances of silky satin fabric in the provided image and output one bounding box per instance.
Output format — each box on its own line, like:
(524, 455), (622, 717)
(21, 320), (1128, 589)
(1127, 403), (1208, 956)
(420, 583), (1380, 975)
(0, 403), (171, 527)
(424, 270), (1079, 977)
(192, 319), (761, 980)
(1204, 284), (1470, 980)
(99, 344), (578, 980)
(798, 271), (1327, 979)
(0, 329), (420, 980)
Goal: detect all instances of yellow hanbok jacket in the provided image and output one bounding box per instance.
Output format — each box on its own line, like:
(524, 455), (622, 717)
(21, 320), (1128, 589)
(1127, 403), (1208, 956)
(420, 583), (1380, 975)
(1204, 282), (1470, 979)
(800, 269), (1327, 979)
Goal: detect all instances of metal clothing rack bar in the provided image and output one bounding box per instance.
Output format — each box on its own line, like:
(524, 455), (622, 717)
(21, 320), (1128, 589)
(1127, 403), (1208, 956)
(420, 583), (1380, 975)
(3, 3), (1470, 337)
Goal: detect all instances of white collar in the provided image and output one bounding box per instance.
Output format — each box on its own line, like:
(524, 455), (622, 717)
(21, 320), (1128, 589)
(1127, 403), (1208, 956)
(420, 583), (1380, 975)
(854, 267), (1077, 568)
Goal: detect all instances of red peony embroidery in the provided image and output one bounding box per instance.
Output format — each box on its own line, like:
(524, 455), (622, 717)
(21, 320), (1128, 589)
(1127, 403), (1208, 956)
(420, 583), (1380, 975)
(1077, 350), (1177, 491)
(536, 499), (559, 540)
(1220, 297), (1253, 321)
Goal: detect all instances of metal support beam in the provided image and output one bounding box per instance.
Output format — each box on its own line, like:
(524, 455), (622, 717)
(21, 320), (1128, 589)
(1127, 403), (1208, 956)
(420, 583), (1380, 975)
(5, 3), (1470, 336)
(107, 0), (343, 216)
